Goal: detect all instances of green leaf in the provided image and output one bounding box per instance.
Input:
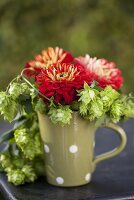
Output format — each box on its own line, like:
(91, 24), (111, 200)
(13, 116), (27, 129)
(18, 95), (33, 114)
(0, 164), (4, 172)
(93, 86), (103, 92)
(0, 143), (10, 153)
(0, 130), (14, 145)
(23, 98), (33, 114)
(9, 143), (19, 157)
(90, 80), (98, 88)
(84, 82), (90, 90)
(33, 157), (45, 176)
(78, 86), (96, 106)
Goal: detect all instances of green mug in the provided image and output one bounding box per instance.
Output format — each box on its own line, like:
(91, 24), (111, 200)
(38, 112), (127, 187)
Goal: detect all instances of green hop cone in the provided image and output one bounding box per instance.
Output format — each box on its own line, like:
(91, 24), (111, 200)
(87, 97), (104, 121)
(35, 98), (47, 113)
(124, 100), (134, 118)
(0, 91), (18, 122)
(14, 129), (43, 160)
(7, 169), (25, 186)
(100, 86), (120, 111)
(78, 82), (98, 117)
(110, 100), (124, 123)
(48, 105), (72, 126)
(22, 165), (37, 182)
(14, 128), (29, 146)
(79, 102), (88, 115)
(0, 153), (13, 170)
(8, 82), (31, 99)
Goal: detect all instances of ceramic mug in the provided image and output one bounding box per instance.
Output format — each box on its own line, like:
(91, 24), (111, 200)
(38, 112), (127, 187)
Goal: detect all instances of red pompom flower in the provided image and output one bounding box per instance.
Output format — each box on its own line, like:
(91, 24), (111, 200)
(36, 63), (94, 104)
(75, 55), (123, 89)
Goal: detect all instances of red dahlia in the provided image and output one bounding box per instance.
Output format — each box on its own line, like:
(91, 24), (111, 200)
(24, 47), (74, 77)
(75, 55), (123, 89)
(36, 63), (94, 104)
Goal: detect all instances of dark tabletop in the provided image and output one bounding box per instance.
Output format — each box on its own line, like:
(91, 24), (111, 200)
(0, 119), (134, 200)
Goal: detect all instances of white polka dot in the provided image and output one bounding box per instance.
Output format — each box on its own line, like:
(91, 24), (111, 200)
(85, 173), (91, 181)
(44, 144), (50, 153)
(69, 145), (78, 153)
(56, 177), (64, 184)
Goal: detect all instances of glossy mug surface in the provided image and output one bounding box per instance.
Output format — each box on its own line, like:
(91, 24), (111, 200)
(38, 112), (127, 187)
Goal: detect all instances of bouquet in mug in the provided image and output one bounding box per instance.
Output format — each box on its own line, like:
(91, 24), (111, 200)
(0, 47), (134, 185)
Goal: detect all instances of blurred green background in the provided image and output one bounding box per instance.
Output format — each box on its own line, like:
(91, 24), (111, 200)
(0, 0), (134, 93)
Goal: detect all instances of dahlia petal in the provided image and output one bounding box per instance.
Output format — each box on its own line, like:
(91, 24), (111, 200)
(36, 62), (93, 104)
(75, 55), (123, 89)
(24, 47), (74, 78)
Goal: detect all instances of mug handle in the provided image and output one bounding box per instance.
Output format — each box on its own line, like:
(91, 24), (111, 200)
(92, 122), (127, 171)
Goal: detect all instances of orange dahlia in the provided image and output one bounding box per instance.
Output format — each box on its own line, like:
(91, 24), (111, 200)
(36, 63), (93, 104)
(25, 47), (74, 76)
(75, 55), (123, 89)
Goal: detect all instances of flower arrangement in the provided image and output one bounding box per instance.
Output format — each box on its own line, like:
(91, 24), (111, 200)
(0, 47), (134, 185)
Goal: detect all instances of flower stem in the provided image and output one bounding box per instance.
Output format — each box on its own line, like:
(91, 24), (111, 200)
(6, 76), (21, 94)
(20, 68), (51, 102)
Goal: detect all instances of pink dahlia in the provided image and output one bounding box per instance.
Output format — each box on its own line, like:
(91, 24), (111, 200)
(75, 55), (123, 89)
(24, 47), (74, 77)
(36, 63), (93, 104)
